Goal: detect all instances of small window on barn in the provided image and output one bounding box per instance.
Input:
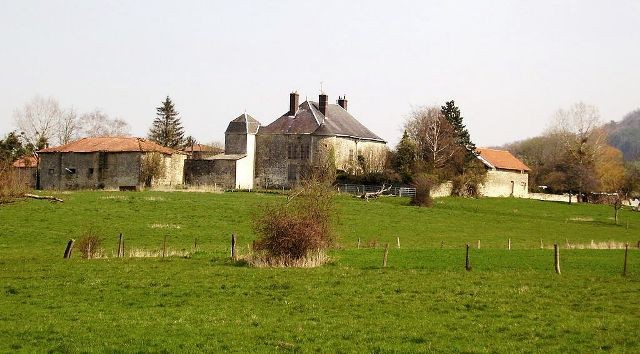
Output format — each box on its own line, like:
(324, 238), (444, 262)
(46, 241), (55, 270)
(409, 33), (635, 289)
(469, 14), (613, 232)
(349, 149), (354, 161)
(48, 168), (54, 175)
(88, 168), (94, 176)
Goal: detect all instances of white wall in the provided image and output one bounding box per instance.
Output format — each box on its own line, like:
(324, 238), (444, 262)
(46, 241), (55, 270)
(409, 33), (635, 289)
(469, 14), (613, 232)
(235, 133), (256, 189)
(480, 169), (529, 198)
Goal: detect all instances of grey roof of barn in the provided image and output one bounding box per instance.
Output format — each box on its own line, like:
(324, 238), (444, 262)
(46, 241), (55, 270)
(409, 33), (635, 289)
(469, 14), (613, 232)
(225, 113), (261, 134)
(259, 101), (385, 143)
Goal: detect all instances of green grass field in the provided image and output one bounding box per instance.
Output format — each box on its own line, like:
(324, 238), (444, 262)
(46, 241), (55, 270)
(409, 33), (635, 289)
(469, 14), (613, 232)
(1, 191), (639, 352)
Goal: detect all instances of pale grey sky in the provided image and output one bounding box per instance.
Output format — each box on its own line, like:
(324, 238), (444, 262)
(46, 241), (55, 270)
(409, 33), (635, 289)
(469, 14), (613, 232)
(1, 0), (638, 147)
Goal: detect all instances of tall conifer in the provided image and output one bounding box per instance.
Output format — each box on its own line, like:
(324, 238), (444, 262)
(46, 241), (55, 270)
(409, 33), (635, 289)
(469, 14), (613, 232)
(148, 96), (185, 149)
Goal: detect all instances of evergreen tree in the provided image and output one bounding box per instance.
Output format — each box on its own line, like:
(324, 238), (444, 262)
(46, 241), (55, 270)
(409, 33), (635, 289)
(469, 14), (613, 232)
(393, 130), (416, 181)
(441, 100), (475, 151)
(148, 96), (185, 149)
(0, 131), (35, 163)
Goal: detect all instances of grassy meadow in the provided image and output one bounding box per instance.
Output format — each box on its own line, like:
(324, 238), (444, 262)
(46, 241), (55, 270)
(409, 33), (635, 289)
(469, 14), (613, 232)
(0, 191), (639, 352)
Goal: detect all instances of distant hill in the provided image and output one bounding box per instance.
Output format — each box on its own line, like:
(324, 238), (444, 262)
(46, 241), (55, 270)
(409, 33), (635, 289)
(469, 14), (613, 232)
(604, 109), (640, 161)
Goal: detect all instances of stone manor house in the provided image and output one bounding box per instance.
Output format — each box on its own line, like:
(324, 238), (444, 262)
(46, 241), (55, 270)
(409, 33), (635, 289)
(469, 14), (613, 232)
(185, 92), (388, 189)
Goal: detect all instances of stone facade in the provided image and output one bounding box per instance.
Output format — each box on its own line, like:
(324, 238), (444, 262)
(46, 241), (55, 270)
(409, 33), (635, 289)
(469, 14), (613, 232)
(254, 134), (387, 189)
(39, 151), (185, 190)
(479, 169), (529, 198)
(184, 159), (236, 188)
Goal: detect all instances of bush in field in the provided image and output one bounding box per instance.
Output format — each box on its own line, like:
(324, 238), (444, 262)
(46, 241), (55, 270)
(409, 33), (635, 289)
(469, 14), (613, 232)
(411, 173), (435, 207)
(0, 162), (30, 204)
(252, 179), (334, 266)
(77, 231), (103, 259)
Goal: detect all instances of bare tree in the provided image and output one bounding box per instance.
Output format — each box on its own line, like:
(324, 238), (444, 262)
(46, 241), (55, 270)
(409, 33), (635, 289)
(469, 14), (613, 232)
(547, 102), (605, 200)
(79, 109), (131, 137)
(57, 108), (79, 145)
(14, 96), (63, 147)
(405, 106), (460, 169)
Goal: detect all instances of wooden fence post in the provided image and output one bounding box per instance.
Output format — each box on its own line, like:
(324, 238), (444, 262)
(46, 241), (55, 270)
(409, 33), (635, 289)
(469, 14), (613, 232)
(63, 239), (75, 259)
(465, 243), (471, 271)
(397, 237), (401, 249)
(508, 238), (511, 250)
(162, 235), (167, 258)
(554, 243), (561, 275)
(357, 238), (361, 249)
(540, 239), (544, 250)
(440, 241), (444, 249)
(194, 238), (198, 251)
(383, 243), (389, 267)
(231, 234), (237, 260)
(117, 233), (124, 258)
(477, 240), (481, 249)
(623, 243), (629, 276)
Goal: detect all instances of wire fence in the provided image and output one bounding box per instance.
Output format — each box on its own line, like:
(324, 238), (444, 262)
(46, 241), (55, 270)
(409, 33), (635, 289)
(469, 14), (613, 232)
(336, 184), (416, 198)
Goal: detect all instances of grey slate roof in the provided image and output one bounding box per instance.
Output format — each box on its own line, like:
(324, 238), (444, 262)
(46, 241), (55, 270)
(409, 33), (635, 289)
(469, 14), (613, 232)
(225, 113), (261, 134)
(258, 101), (385, 142)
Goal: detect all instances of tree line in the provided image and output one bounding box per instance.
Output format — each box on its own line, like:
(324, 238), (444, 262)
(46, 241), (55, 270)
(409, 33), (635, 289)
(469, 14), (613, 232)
(503, 102), (640, 199)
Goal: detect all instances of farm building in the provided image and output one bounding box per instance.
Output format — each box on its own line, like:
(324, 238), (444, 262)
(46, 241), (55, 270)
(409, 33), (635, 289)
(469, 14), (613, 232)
(185, 92), (387, 189)
(475, 148), (530, 197)
(11, 155), (39, 188)
(38, 137), (186, 190)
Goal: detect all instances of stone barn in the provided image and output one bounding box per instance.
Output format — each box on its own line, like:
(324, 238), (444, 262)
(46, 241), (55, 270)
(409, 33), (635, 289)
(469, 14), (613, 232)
(38, 137), (186, 190)
(475, 148), (530, 197)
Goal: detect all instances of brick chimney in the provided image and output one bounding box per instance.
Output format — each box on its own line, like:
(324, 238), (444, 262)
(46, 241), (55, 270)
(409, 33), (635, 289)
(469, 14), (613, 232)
(319, 93), (328, 116)
(337, 95), (348, 110)
(289, 92), (299, 116)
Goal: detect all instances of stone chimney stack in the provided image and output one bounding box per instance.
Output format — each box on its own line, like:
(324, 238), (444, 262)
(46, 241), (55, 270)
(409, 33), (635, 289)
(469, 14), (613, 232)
(337, 95), (348, 110)
(289, 92), (299, 116)
(319, 93), (328, 116)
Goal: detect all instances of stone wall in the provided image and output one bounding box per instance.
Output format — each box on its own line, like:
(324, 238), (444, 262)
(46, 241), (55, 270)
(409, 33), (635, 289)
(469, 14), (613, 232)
(184, 159), (236, 189)
(225, 133), (247, 154)
(255, 134), (313, 188)
(314, 136), (387, 173)
(39, 152), (142, 190)
(480, 169), (529, 198)
(154, 153), (186, 186)
(254, 134), (387, 188)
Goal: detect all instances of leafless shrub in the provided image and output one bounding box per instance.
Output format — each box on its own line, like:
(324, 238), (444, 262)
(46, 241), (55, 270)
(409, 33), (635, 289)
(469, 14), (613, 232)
(0, 163), (30, 203)
(77, 231), (104, 259)
(251, 178), (334, 266)
(411, 173), (435, 207)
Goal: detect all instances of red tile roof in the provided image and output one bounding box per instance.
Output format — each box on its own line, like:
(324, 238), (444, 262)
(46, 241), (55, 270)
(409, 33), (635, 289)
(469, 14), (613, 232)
(12, 155), (38, 168)
(476, 148), (530, 172)
(38, 137), (183, 155)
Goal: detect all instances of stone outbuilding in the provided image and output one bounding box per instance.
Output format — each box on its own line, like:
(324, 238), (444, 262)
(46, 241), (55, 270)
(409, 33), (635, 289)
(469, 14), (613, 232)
(475, 148), (530, 197)
(184, 113), (260, 189)
(37, 137), (186, 190)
